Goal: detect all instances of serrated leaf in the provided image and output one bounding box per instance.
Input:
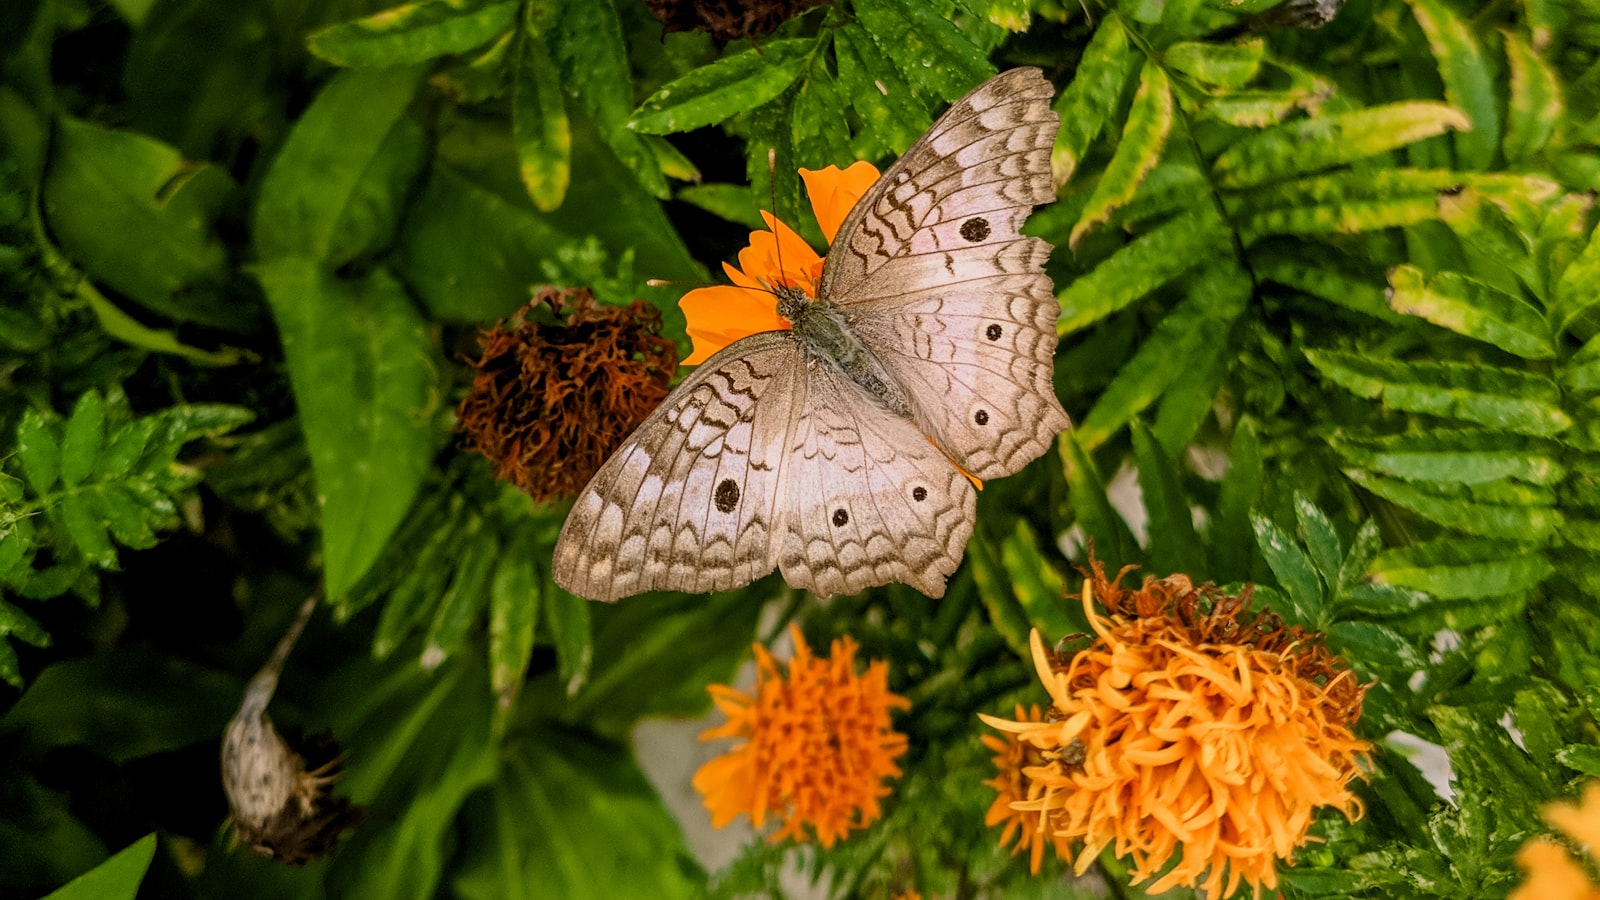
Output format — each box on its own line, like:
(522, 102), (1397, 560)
(544, 586), (592, 696)
(1435, 187), (1542, 291)
(790, 61), (851, 169)
(1057, 204), (1228, 334)
(307, 0), (519, 67)
(1371, 538), (1551, 599)
(97, 419), (158, 482)
(93, 484), (159, 549)
(1567, 334), (1600, 393)
(1070, 61), (1170, 249)
(512, 18), (570, 211)
(1385, 264), (1552, 358)
(1051, 15), (1134, 185)
(253, 65), (428, 265)
(16, 407), (62, 494)
(1408, 0), (1500, 170)
(1234, 169), (1450, 242)
(1252, 512), (1323, 624)
(1330, 429), (1564, 485)
(554, 0), (668, 198)
(489, 546), (538, 715)
(40, 833), (156, 900)
(834, 24), (927, 154)
(58, 390), (106, 487)
(252, 259), (436, 601)
(1201, 89), (1310, 127)
(1348, 470), (1561, 542)
(1306, 350), (1571, 436)
(1212, 102), (1468, 190)
(1132, 422), (1206, 579)
(1293, 494), (1343, 584)
(1335, 519), (1383, 596)
(1164, 38), (1263, 89)
(59, 491), (116, 568)
(630, 40), (810, 134)
(1075, 262), (1249, 449)
(851, 0), (994, 104)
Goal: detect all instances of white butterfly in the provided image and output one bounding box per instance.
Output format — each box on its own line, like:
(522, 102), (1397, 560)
(554, 67), (1069, 601)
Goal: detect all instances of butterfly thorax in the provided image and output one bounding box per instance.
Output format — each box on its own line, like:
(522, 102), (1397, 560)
(776, 284), (913, 419)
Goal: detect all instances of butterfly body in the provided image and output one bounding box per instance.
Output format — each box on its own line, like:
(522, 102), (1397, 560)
(554, 67), (1068, 602)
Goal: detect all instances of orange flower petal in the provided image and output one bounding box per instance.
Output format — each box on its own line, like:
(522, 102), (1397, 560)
(679, 283), (788, 365)
(800, 161), (880, 243)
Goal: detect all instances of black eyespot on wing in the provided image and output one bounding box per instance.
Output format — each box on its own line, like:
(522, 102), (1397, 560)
(975, 409), (989, 426)
(714, 478), (740, 513)
(960, 217), (991, 242)
(985, 323), (1002, 341)
(912, 486), (927, 502)
(832, 508), (849, 527)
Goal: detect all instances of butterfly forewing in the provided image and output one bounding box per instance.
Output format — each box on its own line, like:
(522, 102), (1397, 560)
(820, 66), (1068, 480)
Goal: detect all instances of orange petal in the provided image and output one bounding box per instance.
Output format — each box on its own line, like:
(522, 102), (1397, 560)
(800, 161), (880, 243)
(738, 211), (824, 294)
(679, 283), (789, 365)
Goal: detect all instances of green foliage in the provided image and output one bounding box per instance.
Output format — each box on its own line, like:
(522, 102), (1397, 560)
(6, 0), (1600, 897)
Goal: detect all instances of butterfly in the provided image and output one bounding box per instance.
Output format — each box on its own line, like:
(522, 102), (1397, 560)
(553, 67), (1069, 602)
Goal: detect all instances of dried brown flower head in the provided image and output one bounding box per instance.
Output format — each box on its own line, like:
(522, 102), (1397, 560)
(222, 597), (361, 863)
(643, 0), (826, 41)
(456, 287), (677, 502)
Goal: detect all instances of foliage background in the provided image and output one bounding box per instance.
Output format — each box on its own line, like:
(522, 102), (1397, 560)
(2, 0), (1598, 897)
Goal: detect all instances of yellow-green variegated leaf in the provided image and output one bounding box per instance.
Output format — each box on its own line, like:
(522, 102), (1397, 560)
(1386, 265), (1553, 359)
(1070, 61), (1172, 249)
(1052, 16), (1136, 187)
(1211, 102), (1469, 189)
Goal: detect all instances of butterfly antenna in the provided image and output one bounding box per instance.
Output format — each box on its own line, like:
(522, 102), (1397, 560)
(766, 147), (789, 299)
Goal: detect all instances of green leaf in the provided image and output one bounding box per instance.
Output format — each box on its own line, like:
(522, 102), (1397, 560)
(97, 419), (157, 482)
(1211, 102), (1468, 189)
(252, 259), (437, 601)
(851, 0), (994, 103)
(489, 541), (539, 716)
(16, 407), (62, 494)
(1000, 520), (1076, 640)
(308, 0), (519, 67)
(1385, 264), (1552, 358)
(1234, 169), (1451, 242)
(1070, 61), (1171, 249)
(1076, 262), (1249, 448)
(790, 60), (851, 169)
(630, 40), (810, 134)
(1061, 432), (1140, 567)
(92, 483), (160, 550)
(1293, 494), (1343, 585)
(1348, 471), (1561, 542)
(1211, 420), (1262, 580)
(967, 527), (1033, 658)
(1057, 204), (1228, 335)
(512, 17), (571, 211)
(833, 24), (927, 154)
(544, 586), (592, 696)
(1252, 244), (1403, 322)
(675, 183), (762, 229)
(59, 492), (116, 568)
(41, 116), (244, 329)
(253, 65), (428, 265)
(1552, 220), (1600, 337)
(1306, 350), (1571, 436)
(1502, 33), (1561, 165)
(41, 833), (155, 900)
(1408, 0), (1500, 170)
(1252, 512), (1323, 624)
(1164, 38), (1263, 89)
(1370, 538), (1551, 599)
(422, 525), (500, 667)
(554, 0), (668, 198)
(1051, 14), (1135, 185)
(1335, 519), (1383, 597)
(1435, 186), (1542, 292)
(1330, 429), (1565, 485)
(374, 501), (466, 659)
(1132, 422), (1205, 579)
(58, 390), (106, 487)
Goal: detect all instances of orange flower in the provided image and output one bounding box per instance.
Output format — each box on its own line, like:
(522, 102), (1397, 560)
(692, 622), (909, 848)
(1510, 781), (1600, 900)
(982, 704), (1076, 873)
(680, 161), (879, 364)
(980, 561), (1371, 899)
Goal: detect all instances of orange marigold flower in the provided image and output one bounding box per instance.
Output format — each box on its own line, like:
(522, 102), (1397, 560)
(679, 161), (879, 365)
(456, 287), (677, 501)
(1510, 781), (1600, 900)
(980, 560), (1372, 899)
(983, 704), (1077, 874)
(693, 622), (909, 848)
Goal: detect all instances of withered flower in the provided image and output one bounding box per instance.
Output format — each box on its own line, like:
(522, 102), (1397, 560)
(456, 287), (677, 502)
(643, 0), (827, 41)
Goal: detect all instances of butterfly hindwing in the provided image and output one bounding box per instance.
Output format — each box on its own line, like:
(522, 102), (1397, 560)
(553, 334), (800, 602)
